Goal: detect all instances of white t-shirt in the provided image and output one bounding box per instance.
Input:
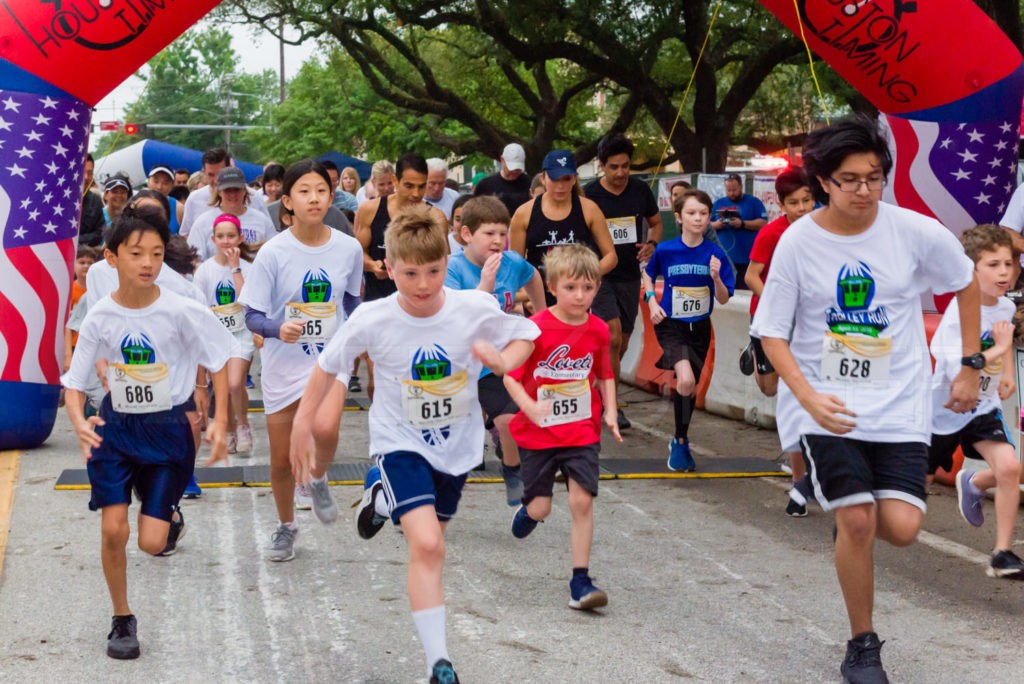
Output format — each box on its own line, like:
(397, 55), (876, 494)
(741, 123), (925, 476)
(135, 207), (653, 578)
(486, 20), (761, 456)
(187, 207), (274, 262)
(238, 228), (364, 413)
(61, 289), (232, 407)
(930, 297), (1015, 435)
(193, 258), (253, 307)
(999, 184), (1024, 233)
(85, 260), (204, 309)
(317, 288), (540, 475)
(447, 233), (464, 257)
(751, 202), (975, 445)
(425, 187), (461, 220)
(180, 184), (271, 236)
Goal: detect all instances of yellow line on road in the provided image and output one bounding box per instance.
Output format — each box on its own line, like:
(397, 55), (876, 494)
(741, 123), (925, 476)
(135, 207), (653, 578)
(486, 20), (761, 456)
(0, 450), (22, 581)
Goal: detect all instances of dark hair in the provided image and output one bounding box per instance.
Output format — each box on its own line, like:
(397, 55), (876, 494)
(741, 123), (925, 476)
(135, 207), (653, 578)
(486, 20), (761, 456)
(163, 235), (197, 276)
(201, 148), (231, 168)
(802, 115), (893, 204)
(670, 180), (692, 192)
(263, 163), (285, 184)
(320, 159), (339, 173)
(445, 178), (460, 192)
(106, 204), (170, 253)
(775, 166), (811, 202)
(395, 152), (428, 180)
(452, 193), (472, 214)
(280, 159), (332, 218)
(461, 196), (511, 234)
(85, 153), (94, 164)
(596, 133), (634, 164)
(672, 188), (713, 214)
(169, 186), (190, 203)
(129, 188), (171, 221)
(174, 168), (189, 176)
(76, 244), (97, 261)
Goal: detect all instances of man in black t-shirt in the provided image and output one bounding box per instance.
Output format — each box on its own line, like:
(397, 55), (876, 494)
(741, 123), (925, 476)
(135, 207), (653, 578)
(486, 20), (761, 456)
(473, 143), (532, 217)
(584, 134), (663, 430)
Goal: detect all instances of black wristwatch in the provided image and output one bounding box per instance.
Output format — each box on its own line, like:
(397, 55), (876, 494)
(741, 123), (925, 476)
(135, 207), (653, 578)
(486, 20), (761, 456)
(961, 353), (986, 370)
(646, 239), (658, 248)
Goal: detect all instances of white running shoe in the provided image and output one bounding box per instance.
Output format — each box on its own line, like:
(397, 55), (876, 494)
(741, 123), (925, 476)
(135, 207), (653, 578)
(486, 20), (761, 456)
(235, 424), (253, 454)
(226, 432), (237, 454)
(295, 483), (313, 510)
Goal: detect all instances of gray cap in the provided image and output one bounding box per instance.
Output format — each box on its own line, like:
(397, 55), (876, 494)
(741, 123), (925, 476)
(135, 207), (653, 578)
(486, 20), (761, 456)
(217, 166), (247, 190)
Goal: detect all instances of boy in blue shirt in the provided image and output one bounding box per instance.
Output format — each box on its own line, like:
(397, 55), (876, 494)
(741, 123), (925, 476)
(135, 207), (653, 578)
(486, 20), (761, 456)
(642, 189), (734, 471)
(446, 196), (547, 504)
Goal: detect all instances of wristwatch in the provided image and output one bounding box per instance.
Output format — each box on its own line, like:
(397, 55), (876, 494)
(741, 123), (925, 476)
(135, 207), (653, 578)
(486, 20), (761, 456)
(645, 291), (656, 302)
(961, 353), (986, 370)
(646, 239), (658, 248)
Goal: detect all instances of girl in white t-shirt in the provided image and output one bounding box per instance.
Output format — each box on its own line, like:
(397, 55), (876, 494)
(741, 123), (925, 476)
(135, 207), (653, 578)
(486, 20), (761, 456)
(239, 159), (365, 561)
(193, 214), (261, 455)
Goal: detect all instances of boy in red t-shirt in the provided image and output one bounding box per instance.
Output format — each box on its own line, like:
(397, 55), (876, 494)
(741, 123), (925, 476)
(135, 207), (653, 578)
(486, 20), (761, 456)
(504, 244), (622, 611)
(742, 167), (815, 516)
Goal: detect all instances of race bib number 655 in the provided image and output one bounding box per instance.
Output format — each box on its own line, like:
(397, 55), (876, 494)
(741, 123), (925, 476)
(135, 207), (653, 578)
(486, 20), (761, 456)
(538, 378), (592, 428)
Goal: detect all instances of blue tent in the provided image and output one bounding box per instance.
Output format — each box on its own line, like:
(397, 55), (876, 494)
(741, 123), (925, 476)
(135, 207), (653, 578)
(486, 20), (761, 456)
(93, 140), (264, 187)
(315, 151), (373, 182)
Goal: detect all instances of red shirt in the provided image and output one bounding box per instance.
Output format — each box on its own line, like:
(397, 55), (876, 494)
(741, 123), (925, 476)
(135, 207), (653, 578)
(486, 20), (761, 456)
(747, 214), (790, 315)
(508, 309), (612, 450)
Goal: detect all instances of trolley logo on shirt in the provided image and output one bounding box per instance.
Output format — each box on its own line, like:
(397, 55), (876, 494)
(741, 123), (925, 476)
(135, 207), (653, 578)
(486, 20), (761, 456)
(535, 344), (594, 380)
(825, 262), (890, 336)
(302, 269), (332, 304)
(119, 332), (156, 365)
(215, 280), (237, 305)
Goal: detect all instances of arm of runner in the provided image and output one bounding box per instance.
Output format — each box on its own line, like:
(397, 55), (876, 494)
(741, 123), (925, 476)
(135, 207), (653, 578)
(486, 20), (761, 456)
(472, 339), (534, 376)
(523, 269), (547, 313)
(503, 373), (552, 426)
(354, 201), (386, 277)
(761, 336), (858, 434)
(204, 364), (230, 466)
(596, 377), (623, 443)
(745, 261), (766, 297)
(290, 363), (340, 484)
(710, 255), (730, 304)
(946, 275), (982, 412)
(585, 199), (618, 276)
(641, 268), (666, 324)
(638, 212), (663, 261)
(997, 321), (1017, 399)
(509, 202), (530, 257)
(193, 367), (210, 430)
(66, 388), (103, 463)
(743, 218), (767, 231)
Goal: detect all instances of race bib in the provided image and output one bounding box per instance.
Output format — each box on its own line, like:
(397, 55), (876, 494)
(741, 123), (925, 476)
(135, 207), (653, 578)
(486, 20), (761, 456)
(607, 217), (638, 246)
(402, 370), (470, 429)
(286, 302), (337, 344)
(538, 379), (592, 428)
(107, 362), (172, 414)
(672, 286), (710, 319)
(211, 302), (245, 333)
(820, 332), (891, 386)
(980, 358), (1003, 400)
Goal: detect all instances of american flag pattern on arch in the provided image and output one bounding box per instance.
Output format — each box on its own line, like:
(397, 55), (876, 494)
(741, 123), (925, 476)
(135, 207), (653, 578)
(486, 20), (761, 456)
(0, 88), (91, 386)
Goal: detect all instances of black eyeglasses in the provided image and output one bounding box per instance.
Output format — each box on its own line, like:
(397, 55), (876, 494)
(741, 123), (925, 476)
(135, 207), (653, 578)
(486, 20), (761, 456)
(828, 177), (887, 193)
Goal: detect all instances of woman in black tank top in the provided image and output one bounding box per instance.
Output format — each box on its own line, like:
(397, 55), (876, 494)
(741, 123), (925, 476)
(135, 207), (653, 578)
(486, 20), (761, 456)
(363, 197), (398, 301)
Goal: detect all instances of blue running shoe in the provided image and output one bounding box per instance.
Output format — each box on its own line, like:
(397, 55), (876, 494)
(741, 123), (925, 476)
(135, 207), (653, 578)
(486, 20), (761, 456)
(430, 658), (460, 684)
(956, 469), (985, 527)
(355, 466), (387, 540)
(511, 504), (539, 539)
(246, 374), (255, 389)
(569, 573), (608, 610)
(668, 440), (691, 472)
(183, 476), (201, 499)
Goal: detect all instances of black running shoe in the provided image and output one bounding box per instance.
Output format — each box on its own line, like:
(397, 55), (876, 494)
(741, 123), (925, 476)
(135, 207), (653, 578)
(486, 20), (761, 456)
(785, 499), (807, 517)
(988, 549), (1024, 579)
(738, 342), (755, 376)
(355, 467), (387, 540)
(107, 614), (140, 660)
(430, 658), (460, 684)
(617, 408), (631, 431)
(157, 507), (185, 556)
(841, 632), (888, 683)
(348, 375), (362, 393)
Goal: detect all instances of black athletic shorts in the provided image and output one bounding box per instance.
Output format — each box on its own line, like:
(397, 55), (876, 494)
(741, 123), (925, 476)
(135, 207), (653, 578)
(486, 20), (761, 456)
(928, 409), (1013, 475)
(477, 373), (518, 429)
(653, 317), (711, 376)
(520, 442), (600, 505)
(591, 278), (641, 335)
(749, 335), (774, 375)
(800, 435), (928, 513)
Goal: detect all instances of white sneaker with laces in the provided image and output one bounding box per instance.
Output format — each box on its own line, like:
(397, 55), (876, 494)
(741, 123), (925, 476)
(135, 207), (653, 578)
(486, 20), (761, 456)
(294, 483), (313, 510)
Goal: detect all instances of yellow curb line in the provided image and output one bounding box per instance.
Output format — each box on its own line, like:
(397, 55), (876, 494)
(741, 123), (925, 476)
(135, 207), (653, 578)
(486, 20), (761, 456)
(0, 450), (22, 582)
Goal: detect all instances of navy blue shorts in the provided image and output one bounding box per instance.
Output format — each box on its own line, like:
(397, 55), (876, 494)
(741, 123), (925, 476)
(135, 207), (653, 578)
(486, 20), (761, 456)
(375, 451), (468, 524)
(87, 395), (196, 523)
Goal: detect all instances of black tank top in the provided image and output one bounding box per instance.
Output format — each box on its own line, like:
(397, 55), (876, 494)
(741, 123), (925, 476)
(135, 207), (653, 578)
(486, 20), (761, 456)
(524, 193), (595, 274)
(364, 197), (398, 301)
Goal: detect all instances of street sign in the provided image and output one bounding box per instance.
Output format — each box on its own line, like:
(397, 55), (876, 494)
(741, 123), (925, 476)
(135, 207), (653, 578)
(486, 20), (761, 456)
(99, 121), (121, 131)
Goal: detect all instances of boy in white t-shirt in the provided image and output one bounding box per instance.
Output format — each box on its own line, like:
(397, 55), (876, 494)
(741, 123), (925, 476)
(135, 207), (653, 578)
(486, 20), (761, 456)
(929, 224), (1023, 579)
(61, 206), (233, 660)
(289, 205), (539, 684)
(752, 117), (981, 683)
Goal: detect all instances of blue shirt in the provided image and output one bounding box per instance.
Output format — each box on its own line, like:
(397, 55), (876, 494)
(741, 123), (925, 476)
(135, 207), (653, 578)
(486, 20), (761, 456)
(644, 238), (735, 322)
(169, 196), (180, 235)
(711, 193), (768, 265)
(332, 190), (359, 213)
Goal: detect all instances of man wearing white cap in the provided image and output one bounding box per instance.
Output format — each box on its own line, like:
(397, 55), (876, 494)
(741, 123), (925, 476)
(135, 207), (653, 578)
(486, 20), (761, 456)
(473, 142), (532, 217)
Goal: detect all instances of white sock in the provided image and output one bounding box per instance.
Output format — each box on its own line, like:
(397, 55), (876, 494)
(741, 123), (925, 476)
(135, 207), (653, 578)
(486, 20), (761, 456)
(373, 488), (389, 517)
(310, 473), (327, 485)
(412, 604), (448, 676)
(280, 521), (297, 530)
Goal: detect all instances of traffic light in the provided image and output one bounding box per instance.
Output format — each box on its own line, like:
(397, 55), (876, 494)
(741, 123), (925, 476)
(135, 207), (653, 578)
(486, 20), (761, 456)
(124, 123), (146, 135)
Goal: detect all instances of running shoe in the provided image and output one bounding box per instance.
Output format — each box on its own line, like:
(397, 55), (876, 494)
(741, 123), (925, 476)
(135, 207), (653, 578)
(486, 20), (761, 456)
(430, 658), (460, 684)
(956, 469), (985, 527)
(236, 424), (253, 454)
(348, 374), (362, 393)
(840, 632), (888, 684)
(501, 463), (523, 507)
(226, 431), (237, 455)
(785, 499), (807, 517)
(568, 573), (608, 610)
(268, 523), (297, 562)
(157, 507), (186, 556)
(617, 408), (631, 431)
(308, 477), (339, 524)
(355, 466), (387, 540)
(988, 549), (1024, 579)
(511, 504), (539, 539)
(667, 440), (695, 472)
(738, 341), (755, 376)
(106, 614), (140, 660)
(246, 374), (255, 389)
(294, 482), (313, 510)
(183, 476), (201, 499)
(774, 452), (793, 475)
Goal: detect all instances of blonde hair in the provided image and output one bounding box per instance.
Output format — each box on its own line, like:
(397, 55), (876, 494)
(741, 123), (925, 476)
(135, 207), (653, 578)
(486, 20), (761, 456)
(371, 159), (395, 182)
(385, 204), (448, 264)
(543, 244), (601, 288)
(960, 223), (1014, 263)
(340, 166), (360, 189)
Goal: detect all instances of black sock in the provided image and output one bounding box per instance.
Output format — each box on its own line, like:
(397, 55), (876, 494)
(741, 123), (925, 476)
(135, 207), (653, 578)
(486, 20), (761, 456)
(572, 567), (588, 578)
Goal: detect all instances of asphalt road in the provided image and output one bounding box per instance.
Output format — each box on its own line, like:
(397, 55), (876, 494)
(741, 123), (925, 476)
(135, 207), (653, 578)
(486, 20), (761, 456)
(1, 386), (1022, 683)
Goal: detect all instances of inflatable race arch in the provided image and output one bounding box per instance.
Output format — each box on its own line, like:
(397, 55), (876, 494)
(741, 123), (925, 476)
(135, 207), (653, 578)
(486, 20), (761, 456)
(0, 0), (1022, 448)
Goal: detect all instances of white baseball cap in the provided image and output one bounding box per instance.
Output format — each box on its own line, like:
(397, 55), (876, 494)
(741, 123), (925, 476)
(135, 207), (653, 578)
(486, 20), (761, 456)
(501, 143), (526, 172)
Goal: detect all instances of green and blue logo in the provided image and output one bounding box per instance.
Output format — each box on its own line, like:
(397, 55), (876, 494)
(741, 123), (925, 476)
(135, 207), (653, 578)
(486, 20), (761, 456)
(215, 280), (237, 305)
(826, 262), (889, 337)
(302, 269), (332, 303)
(119, 332), (156, 365)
